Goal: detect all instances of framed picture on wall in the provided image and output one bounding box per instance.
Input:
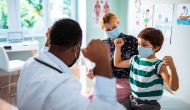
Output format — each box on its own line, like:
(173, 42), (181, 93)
(142, 5), (153, 28)
(133, 0), (142, 25)
(155, 24), (172, 44)
(154, 4), (174, 23)
(177, 4), (190, 25)
(92, 0), (111, 27)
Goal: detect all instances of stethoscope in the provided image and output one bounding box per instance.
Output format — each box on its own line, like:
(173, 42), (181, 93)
(34, 58), (63, 73)
(34, 44), (80, 73)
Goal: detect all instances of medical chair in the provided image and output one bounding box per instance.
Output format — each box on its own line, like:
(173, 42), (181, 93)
(0, 46), (25, 97)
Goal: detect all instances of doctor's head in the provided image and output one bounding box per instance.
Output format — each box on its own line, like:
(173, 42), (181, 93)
(99, 12), (121, 39)
(49, 18), (82, 67)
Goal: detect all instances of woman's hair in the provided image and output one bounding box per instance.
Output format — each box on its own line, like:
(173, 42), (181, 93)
(138, 28), (164, 52)
(99, 12), (120, 29)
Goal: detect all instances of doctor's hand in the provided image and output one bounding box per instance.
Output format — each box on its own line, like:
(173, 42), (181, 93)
(114, 38), (124, 47)
(82, 39), (112, 78)
(45, 27), (51, 47)
(82, 39), (110, 64)
(86, 69), (94, 79)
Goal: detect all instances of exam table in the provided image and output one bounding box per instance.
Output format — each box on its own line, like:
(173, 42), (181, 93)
(158, 90), (190, 110)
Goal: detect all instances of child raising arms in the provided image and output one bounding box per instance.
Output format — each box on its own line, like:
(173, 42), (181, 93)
(114, 28), (179, 110)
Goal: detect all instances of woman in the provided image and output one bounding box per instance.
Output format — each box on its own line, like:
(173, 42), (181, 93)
(86, 12), (138, 103)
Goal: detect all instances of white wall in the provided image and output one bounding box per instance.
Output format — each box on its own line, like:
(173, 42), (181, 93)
(127, 0), (190, 104)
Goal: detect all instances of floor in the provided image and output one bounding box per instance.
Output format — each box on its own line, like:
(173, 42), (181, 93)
(0, 64), (80, 110)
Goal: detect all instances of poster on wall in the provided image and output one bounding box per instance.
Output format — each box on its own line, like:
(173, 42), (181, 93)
(92, 0), (111, 27)
(177, 4), (190, 25)
(142, 5), (153, 28)
(133, 0), (142, 25)
(155, 24), (172, 44)
(154, 4), (174, 23)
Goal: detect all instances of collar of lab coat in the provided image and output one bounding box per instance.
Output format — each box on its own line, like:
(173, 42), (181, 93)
(34, 48), (73, 75)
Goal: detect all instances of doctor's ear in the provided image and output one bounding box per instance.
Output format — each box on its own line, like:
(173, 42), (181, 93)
(73, 46), (76, 51)
(73, 43), (80, 52)
(73, 45), (78, 52)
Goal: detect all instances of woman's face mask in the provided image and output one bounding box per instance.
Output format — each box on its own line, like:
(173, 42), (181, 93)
(105, 26), (120, 39)
(103, 23), (120, 39)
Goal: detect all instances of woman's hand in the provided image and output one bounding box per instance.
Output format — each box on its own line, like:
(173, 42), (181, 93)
(86, 69), (94, 79)
(114, 38), (124, 47)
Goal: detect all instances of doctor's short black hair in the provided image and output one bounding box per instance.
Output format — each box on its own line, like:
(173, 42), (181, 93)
(49, 18), (82, 50)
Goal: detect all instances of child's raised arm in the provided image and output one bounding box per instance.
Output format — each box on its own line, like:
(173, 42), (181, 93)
(159, 56), (179, 91)
(114, 38), (130, 68)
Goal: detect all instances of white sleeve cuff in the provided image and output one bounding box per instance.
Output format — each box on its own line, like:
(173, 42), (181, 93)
(94, 76), (117, 105)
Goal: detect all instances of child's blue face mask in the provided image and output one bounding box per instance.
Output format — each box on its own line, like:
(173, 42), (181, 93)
(138, 46), (153, 58)
(105, 27), (120, 39)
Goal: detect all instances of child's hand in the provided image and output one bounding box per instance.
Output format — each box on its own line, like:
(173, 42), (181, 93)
(114, 38), (124, 47)
(162, 56), (176, 70)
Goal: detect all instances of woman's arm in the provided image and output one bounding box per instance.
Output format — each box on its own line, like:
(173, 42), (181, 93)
(159, 56), (179, 91)
(114, 38), (130, 68)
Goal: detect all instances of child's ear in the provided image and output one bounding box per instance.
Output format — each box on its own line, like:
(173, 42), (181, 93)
(153, 46), (161, 52)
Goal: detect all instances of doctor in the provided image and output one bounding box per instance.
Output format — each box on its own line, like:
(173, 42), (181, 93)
(17, 18), (126, 110)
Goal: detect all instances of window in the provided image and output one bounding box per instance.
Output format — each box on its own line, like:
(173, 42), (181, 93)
(0, 0), (8, 29)
(0, 0), (76, 37)
(20, 0), (44, 29)
(50, 0), (71, 25)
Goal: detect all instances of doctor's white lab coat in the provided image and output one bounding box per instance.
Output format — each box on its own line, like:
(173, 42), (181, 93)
(17, 47), (126, 110)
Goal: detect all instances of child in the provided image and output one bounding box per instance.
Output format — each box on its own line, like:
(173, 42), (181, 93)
(114, 28), (179, 110)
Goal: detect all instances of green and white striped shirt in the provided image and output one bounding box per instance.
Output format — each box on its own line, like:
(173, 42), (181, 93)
(129, 55), (164, 100)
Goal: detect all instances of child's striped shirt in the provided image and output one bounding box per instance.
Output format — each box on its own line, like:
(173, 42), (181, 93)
(129, 55), (164, 100)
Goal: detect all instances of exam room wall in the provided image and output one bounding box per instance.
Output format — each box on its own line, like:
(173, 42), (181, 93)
(86, 0), (128, 43)
(126, 0), (190, 104)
